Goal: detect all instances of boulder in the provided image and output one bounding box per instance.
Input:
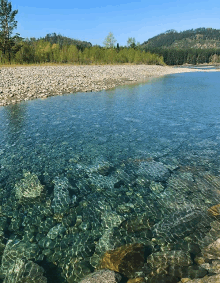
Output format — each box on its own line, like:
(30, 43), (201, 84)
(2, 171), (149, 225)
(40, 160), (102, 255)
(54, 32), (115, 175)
(100, 243), (145, 277)
(79, 269), (122, 283)
(15, 172), (44, 202)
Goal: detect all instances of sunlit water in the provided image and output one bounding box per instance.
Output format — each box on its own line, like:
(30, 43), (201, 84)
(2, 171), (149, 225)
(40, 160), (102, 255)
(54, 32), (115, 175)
(1, 72), (220, 282)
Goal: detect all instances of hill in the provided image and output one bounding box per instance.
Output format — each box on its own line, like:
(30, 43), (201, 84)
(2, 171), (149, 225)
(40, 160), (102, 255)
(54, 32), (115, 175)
(141, 28), (220, 49)
(140, 28), (220, 65)
(28, 33), (92, 50)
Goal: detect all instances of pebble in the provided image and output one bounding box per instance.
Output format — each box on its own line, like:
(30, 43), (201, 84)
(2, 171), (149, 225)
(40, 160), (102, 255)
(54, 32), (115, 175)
(0, 64), (217, 106)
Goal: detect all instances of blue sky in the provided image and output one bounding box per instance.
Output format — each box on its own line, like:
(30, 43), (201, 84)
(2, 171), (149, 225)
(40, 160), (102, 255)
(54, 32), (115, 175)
(12, 0), (220, 46)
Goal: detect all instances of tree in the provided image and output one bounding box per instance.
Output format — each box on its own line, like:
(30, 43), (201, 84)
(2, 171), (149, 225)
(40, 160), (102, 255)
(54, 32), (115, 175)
(0, 0), (18, 62)
(127, 37), (136, 48)
(103, 32), (116, 48)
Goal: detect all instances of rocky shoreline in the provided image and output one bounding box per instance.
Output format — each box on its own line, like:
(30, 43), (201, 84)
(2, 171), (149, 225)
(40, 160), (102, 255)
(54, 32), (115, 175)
(0, 64), (219, 106)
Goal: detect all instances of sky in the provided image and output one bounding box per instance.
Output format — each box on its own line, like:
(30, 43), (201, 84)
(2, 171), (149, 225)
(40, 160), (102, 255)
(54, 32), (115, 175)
(11, 0), (220, 46)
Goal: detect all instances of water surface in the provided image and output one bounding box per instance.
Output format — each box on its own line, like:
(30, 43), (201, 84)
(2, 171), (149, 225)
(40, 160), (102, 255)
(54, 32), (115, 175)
(1, 72), (220, 282)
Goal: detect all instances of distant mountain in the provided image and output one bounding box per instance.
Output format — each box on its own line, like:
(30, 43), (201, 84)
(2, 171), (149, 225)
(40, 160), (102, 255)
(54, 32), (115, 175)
(141, 28), (220, 49)
(40, 33), (92, 49)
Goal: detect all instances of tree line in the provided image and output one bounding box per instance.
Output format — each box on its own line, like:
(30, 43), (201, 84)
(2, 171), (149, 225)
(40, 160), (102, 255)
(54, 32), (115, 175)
(142, 47), (220, 65)
(6, 40), (164, 65)
(1, 0), (219, 66)
(0, 0), (164, 65)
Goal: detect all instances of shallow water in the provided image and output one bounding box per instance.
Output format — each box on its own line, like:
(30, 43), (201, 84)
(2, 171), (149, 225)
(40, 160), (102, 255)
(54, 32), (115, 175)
(1, 72), (220, 282)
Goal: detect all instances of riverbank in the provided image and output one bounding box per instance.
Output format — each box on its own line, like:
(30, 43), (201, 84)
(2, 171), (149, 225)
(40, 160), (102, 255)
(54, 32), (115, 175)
(0, 64), (219, 106)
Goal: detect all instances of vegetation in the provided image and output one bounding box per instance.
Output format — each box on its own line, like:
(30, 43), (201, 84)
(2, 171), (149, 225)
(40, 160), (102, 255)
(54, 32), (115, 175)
(3, 1), (219, 66)
(4, 39), (164, 65)
(103, 32), (117, 48)
(0, 0), (19, 63)
(0, 26), (165, 65)
(141, 28), (220, 65)
(141, 28), (220, 49)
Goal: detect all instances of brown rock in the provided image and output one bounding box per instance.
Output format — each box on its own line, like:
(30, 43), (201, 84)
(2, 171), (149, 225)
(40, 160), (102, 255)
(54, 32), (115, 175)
(208, 204), (220, 217)
(100, 243), (145, 277)
(127, 278), (145, 283)
(203, 238), (220, 259)
(178, 274), (220, 282)
(194, 256), (205, 265)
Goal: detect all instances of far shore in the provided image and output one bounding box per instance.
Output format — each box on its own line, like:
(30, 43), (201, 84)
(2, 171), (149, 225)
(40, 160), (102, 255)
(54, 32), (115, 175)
(0, 64), (219, 106)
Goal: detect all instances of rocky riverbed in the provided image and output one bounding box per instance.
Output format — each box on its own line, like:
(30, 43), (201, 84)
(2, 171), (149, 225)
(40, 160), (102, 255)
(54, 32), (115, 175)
(0, 64), (218, 106)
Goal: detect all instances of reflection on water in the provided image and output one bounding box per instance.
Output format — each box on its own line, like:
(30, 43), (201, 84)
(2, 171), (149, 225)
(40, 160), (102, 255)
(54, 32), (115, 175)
(0, 72), (220, 282)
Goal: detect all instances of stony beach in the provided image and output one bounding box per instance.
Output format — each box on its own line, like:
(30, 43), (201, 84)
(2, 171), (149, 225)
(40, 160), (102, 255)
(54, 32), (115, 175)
(0, 64), (219, 106)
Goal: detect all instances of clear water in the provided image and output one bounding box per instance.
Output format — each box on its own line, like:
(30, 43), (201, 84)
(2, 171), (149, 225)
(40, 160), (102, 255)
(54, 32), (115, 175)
(1, 72), (220, 282)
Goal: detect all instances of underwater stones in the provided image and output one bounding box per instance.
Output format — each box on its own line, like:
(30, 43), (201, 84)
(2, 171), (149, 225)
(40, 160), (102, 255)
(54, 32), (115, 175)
(202, 238), (220, 260)
(95, 229), (116, 256)
(38, 237), (55, 249)
(79, 269), (122, 283)
(51, 177), (71, 214)
(147, 250), (192, 270)
(100, 243), (145, 278)
(152, 207), (209, 244)
(0, 239), (40, 278)
(3, 259), (47, 283)
(86, 174), (116, 192)
(137, 161), (170, 182)
(178, 274), (220, 282)
(127, 278), (145, 283)
(87, 158), (114, 176)
(208, 204), (220, 217)
(200, 260), (220, 274)
(101, 210), (125, 229)
(120, 214), (152, 234)
(116, 203), (134, 214)
(38, 217), (56, 234)
(14, 172), (44, 203)
(146, 250), (193, 283)
(58, 256), (93, 282)
(149, 181), (164, 193)
(47, 224), (66, 239)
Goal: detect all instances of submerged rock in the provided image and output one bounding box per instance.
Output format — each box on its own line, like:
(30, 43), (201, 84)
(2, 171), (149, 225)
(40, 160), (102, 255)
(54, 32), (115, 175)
(79, 269), (122, 283)
(0, 239), (40, 279)
(47, 224), (66, 239)
(152, 207), (210, 244)
(100, 243), (145, 278)
(178, 274), (220, 282)
(3, 259), (47, 283)
(14, 172), (44, 202)
(137, 161), (170, 182)
(51, 177), (71, 214)
(147, 250), (193, 270)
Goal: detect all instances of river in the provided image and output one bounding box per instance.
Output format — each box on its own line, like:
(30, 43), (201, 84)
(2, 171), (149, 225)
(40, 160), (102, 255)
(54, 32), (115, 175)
(0, 71), (220, 282)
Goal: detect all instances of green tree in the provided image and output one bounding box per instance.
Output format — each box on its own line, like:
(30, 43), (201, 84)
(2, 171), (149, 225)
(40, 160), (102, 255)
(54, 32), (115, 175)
(103, 32), (116, 48)
(0, 0), (18, 62)
(127, 37), (136, 48)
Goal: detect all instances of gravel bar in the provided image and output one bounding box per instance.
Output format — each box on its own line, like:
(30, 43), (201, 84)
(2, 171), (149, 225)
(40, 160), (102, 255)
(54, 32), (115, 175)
(0, 64), (219, 106)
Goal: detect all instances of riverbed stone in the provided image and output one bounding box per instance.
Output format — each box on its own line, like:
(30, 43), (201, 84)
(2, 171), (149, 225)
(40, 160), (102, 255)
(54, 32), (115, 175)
(51, 177), (71, 214)
(100, 243), (145, 277)
(79, 269), (122, 283)
(14, 172), (44, 202)
(0, 65), (211, 106)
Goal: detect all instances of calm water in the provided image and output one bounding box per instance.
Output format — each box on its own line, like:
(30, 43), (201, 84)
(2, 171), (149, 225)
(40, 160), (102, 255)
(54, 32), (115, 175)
(1, 72), (220, 282)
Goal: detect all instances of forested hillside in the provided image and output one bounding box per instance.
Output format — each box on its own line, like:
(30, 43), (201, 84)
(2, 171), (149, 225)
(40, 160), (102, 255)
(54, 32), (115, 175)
(140, 28), (220, 65)
(141, 28), (220, 49)
(41, 33), (92, 49)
